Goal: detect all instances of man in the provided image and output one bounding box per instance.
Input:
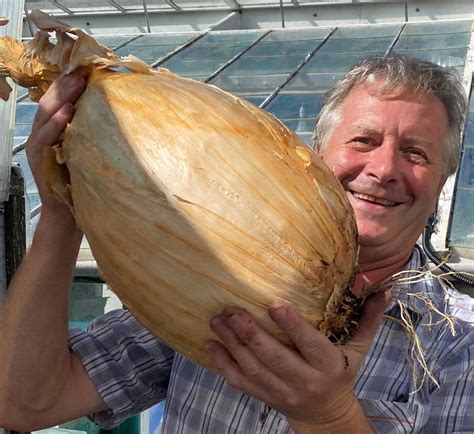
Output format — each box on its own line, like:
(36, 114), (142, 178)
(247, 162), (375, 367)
(0, 55), (473, 433)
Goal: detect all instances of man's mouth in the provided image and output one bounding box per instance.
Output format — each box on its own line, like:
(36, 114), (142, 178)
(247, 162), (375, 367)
(351, 191), (399, 207)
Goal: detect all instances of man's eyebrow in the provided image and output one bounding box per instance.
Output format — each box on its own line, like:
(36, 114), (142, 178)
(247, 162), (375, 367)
(403, 136), (432, 146)
(348, 124), (381, 136)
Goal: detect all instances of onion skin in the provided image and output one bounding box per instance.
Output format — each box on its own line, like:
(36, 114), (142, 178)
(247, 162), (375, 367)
(50, 69), (357, 367)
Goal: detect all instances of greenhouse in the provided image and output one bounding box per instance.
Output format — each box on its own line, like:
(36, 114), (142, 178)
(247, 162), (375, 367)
(0, 1), (473, 433)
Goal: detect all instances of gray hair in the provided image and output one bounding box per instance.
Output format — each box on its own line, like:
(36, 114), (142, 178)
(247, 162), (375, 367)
(313, 54), (467, 178)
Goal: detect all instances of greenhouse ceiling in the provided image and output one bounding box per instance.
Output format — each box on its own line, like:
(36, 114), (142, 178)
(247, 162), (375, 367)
(23, 0), (407, 15)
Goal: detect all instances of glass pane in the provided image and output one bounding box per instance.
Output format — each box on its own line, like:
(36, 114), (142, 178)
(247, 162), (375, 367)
(15, 102), (37, 125)
(283, 118), (316, 134)
(303, 52), (384, 73)
(249, 39), (323, 56)
(210, 73), (287, 93)
(265, 93), (323, 120)
(392, 48), (467, 68)
(162, 57), (233, 76)
(297, 132), (314, 148)
(241, 95), (267, 106)
(395, 32), (471, 50)
(331, 25), (400, 39)
(14, 124), (33, 138)
(53, 0), (118, 12)
(173, 0), (230, 6)
(457, 147), (474, 189)
(284, 72), (344, 92)
(403, 21), (472, 35)
(173, 41), (253, 59)
(265, 28), (331, 42)
(116, 44), (182, 64)
(450, 189), (474, 248)
(222, 55), (304, 75)
(16, 86), (29, 99)
(204, 31), (266, 44)
(114, 0), (170, 10)
(318, 36), (393, 54)
(24, 1), (64, 13)
(237, 0), (293, 5)
(128, 34), (197, 46)
(464, 118), (474, 145)
(94, 35), (137, 50)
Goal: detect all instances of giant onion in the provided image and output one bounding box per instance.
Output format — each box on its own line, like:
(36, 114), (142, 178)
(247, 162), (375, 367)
(1, 11), (360, 368)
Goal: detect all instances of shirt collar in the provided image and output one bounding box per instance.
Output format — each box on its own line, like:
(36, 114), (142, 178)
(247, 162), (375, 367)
(387, 245), (447, 316)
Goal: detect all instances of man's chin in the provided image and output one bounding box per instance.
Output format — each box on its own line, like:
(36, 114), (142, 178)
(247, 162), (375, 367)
(356, 231), (389, 249)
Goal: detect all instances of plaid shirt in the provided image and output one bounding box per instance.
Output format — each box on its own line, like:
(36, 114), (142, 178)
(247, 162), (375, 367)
(69, 247), (474, 433)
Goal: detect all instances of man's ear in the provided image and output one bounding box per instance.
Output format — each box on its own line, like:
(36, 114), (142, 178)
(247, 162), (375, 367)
(314, 142), (323, 159)
(436, 175), (448, 196)
(431, 176), (448, 214)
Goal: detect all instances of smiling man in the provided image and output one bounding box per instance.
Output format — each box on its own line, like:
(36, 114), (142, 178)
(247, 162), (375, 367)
(0, 55), (473, 434)
(319, 80), (449, 294)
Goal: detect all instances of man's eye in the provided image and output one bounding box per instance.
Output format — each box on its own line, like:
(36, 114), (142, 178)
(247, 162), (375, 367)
(351, 137), (374, 147)
(405, 148), (428, 163)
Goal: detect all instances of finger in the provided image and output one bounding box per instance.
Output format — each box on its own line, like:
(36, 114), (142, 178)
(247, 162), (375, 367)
(27, 102), (75, 156)
(209, 314), (286, 389)
(205, 339), (288, 405)
(216, 307), (340, 384)
(268, 304), (341, 371)
(33, 68), (88, 130)
(35, 103), (75, 147)
(345, 290), (392, 358)
(26, 103), (75, 184)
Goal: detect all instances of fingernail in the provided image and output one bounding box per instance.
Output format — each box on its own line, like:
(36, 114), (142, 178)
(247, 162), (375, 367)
(210, 315), (223, 329)
(223, 313), (242, 328)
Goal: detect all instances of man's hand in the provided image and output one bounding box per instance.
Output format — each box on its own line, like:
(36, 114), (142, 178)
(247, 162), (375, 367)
(206, 290), (391, 433)
(26, 68), (88, 222)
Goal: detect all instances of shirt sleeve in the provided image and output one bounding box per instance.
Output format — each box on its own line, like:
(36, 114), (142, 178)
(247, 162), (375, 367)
(69, 308), (175, 429)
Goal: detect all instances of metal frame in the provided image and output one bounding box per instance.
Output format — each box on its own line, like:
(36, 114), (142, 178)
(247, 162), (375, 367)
(50, 0), (73, 15)
(259, 27), (336, 109)
(224, 0), (241, 8)
(106, 0), (127, 13)
(151, 31), (208, 68)
(166, 0), (181, 11)
(204, 30), (273, 83)
(383, 22), (405, 56)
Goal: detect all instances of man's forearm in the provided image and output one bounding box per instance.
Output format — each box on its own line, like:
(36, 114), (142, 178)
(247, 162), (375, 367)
(0, 212), (82, 417)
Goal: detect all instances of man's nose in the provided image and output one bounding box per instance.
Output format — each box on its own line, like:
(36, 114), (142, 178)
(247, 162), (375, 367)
(365, 143), (401, 185)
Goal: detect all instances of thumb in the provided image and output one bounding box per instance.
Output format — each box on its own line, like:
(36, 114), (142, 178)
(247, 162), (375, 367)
(345, 289), (391, 356)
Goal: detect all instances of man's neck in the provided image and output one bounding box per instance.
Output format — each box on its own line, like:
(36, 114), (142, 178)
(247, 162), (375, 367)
(352, 247), (414, 297)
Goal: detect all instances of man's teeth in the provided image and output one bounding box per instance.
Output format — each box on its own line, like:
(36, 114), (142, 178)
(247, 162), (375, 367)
(352, 192), (397, 206)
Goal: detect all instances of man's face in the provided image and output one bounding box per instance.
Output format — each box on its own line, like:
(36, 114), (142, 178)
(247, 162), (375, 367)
(320, 84), (449, 260)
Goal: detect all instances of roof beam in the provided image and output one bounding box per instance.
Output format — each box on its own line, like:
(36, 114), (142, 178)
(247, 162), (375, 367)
(291, 0), (300, 5)
(166, 0), (181, 10)
(49, 0), (73, 14)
